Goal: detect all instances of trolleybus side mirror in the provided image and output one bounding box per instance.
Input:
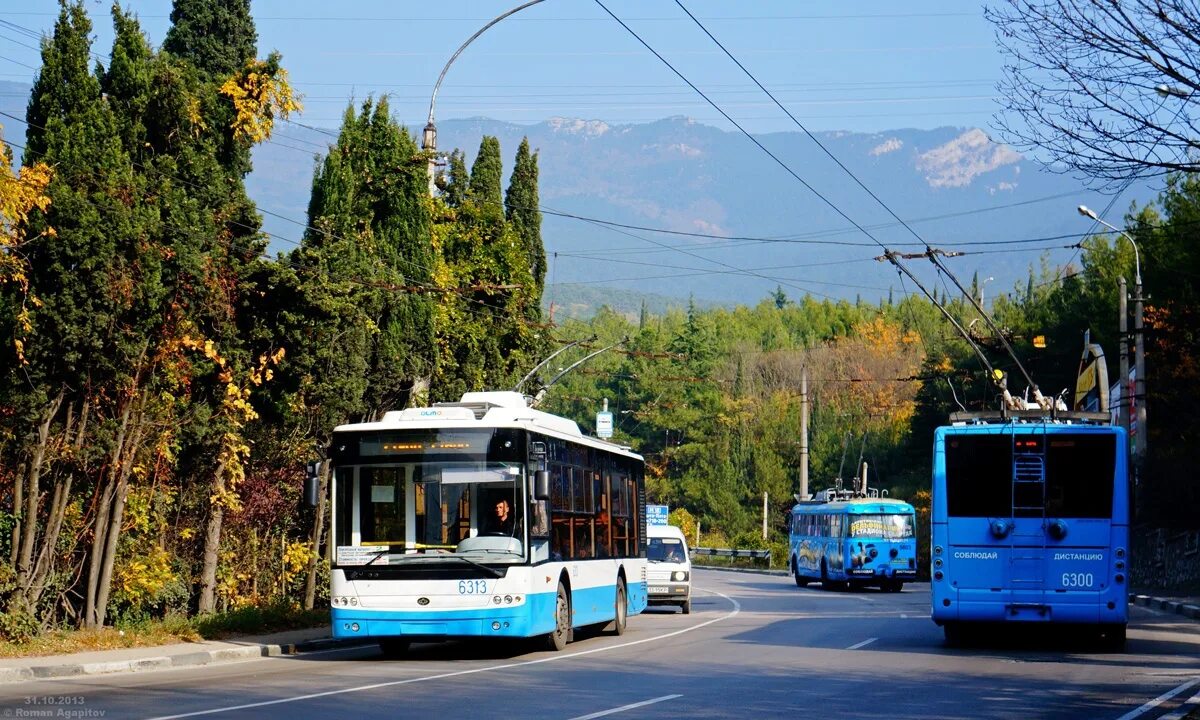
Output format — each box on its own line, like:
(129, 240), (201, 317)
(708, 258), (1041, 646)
(304, 461), (321, 508)
(534, 469), (551, 501)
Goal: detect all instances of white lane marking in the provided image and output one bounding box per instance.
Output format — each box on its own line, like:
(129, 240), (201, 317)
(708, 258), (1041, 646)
(846, 637), (877, 650)
(144, 588), (741, 720)
(1115, 677), (1200, 720)
(567, 694), (683, 720)
(1160, 685), (1200, 720)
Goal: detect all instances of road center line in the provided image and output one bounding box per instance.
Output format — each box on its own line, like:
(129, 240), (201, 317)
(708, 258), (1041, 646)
(567, 694), (683, 720)
(143, 588), (741, 720)
(1115, 677), (1200, 720)
(846, 637), (877, 650)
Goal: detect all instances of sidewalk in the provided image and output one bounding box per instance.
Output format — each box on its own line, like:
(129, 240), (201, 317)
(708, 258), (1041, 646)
(0, 626), (369, 684)
(1129, 593), (1200, 620)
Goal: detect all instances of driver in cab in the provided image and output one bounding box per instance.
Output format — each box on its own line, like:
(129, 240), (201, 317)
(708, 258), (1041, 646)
(487, 498), (516, 536)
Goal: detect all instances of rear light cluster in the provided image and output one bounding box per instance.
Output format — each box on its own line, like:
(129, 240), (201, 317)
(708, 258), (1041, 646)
(1114, 547), (1125, 585)
(933, 545), (943, 581)
(492, 595), (522, 605)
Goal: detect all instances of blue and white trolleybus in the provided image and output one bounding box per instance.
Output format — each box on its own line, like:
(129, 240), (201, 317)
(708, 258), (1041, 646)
(319, 391), (648, 654)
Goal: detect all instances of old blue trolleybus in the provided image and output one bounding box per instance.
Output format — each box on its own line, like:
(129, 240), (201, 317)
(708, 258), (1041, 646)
(789, 492), (918, 592)
(930, 410), (1129, 648)
(314, 391), (648, 655)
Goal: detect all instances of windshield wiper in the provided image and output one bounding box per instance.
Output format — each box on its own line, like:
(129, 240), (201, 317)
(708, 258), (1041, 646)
(438, 555), (504, 578)
(363, 548), (390, 566)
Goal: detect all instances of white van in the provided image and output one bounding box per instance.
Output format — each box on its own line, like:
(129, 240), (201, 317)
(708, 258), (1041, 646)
(646, 524), (692, 614)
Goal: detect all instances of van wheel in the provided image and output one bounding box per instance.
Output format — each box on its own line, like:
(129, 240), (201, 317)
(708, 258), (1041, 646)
(543, 582), (570, 651)
(609, 579), (628, 636)
(681, 598), (691, 615)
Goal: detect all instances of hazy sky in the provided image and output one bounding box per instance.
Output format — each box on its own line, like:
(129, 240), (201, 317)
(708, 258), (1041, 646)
(5, 0), (1002, 133)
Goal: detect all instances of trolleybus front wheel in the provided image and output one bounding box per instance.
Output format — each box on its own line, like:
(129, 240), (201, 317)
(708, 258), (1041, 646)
(543, 581), (570, 652)
(378, 638), (410, 658)
(792, 557), (809, 587)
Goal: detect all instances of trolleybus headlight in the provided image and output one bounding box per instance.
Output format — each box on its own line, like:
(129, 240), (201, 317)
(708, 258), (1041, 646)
(492, 621), (501, 631)
(350, 623), (360, 632)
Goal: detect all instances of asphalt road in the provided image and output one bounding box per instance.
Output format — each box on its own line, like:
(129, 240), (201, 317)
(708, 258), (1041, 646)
(1, 569), (1198, 720)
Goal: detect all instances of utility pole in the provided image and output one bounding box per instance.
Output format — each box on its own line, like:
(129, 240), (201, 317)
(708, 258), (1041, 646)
(799, 367), (809, 500)
(1119, 277), (1130, 442)
(762, 492), (768, 541)
(1133, 274), (1147, 473)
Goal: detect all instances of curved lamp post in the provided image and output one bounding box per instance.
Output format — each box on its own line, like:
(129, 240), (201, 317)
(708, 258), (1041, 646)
(422, 0), (548, 193)
(1077, 205), (1146, 469)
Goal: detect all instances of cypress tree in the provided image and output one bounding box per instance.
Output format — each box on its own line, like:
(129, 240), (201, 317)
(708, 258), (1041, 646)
(442, 149), (468, 209)
(505, 138), (545, 302)
(468, 136), (503, 209)
(16, 2), (175, 628)
(301, 98), (436, 417)
(162, 0), (256, 78)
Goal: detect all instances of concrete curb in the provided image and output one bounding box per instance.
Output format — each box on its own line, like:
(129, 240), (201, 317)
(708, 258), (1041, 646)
(0, 637), (373, 685)
(1129, 594), (1200, 621)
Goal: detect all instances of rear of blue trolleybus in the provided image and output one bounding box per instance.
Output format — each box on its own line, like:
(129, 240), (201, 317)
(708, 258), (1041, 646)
(930, 421), (1129, 648)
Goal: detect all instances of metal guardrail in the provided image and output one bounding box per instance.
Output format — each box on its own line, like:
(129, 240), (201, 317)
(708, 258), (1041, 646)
(692, 547), (771, 561)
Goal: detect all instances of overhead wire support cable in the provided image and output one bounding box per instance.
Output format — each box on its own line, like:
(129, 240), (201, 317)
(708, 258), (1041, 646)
(877, 250), (999, 382)
(672, 0), (1056, 404)
(593, 0), (892, 254)
(922, 247), (1042, 400)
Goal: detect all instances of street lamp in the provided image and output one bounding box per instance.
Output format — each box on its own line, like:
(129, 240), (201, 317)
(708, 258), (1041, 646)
(979, 276), (994, 305)
(423, 0), (548, 194)
(1155, 83), (1190, 99)
(1076, 205), (1146, 468)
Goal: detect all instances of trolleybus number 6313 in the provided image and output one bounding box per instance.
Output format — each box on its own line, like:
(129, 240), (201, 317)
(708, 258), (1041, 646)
(458, 580), (488, 595)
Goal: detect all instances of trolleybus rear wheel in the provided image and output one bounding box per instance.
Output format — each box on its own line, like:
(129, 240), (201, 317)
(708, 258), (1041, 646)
(1100, 623), (1126, 651)
(942, 622), (962, 647)
(609, 579), (628, 636)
